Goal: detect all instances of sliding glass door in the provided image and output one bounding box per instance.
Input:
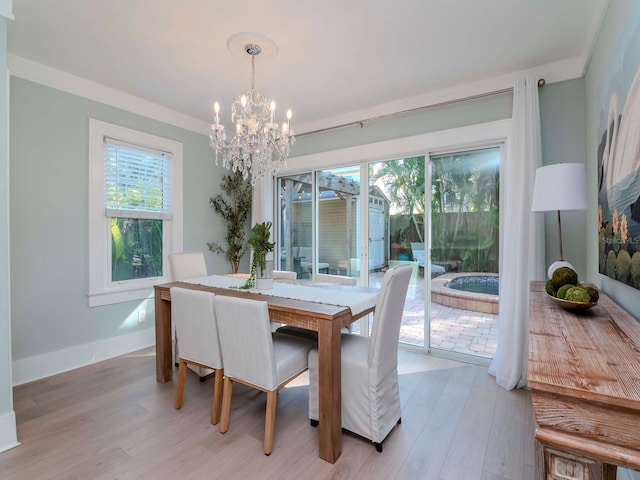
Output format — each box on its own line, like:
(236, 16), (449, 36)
(276, 144), (501, 362)
(316, 166), (361, 280)
(277, 173), (312, 279)
(428, 147), (500, 360)
(369, 157), (426, 347)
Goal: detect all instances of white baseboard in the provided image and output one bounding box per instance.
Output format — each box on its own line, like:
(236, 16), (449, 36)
(0, 410), (19, 453)
(12, 327), (155, 386)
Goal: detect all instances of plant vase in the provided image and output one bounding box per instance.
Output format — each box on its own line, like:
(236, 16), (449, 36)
(255, 258), (273, 290)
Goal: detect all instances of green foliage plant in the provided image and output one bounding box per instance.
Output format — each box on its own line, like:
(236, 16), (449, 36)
(207, 171), (252, 273)
(235, 221), (276, 290)
(248, 221), (276, 276)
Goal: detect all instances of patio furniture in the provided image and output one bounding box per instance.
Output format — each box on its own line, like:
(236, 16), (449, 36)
(171, 287), (224, 424)
(307, 264), (412, 452)
(296, 246), (330, 277)
(410, 242), (446, 277)
(215, 296), (316, 455)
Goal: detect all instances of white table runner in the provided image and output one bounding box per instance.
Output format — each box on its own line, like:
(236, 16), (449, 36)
(182, 275), (378, 316)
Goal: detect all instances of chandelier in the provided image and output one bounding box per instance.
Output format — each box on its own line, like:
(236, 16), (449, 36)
(210, 43), (295, 185)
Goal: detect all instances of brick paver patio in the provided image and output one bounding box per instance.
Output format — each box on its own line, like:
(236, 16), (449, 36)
(368, 270), (498, 358)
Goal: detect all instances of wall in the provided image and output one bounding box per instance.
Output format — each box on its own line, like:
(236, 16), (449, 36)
(291, 80), (589, 278)
(0, 15), (18, 452)
(9, 77), (230, 381)
(538, 78), (588, 278)
(291, 92), (513, 158)
(585, 3), (640, 479)
(585, 0), (640, 321)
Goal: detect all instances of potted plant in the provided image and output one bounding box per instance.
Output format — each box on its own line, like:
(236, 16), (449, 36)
(248, 221), (276, 289)
(207, 171), (252, 273)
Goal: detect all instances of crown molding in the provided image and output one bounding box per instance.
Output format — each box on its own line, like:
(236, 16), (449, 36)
(295, 56), (584, 135)
(8, 50), (588, 140)
(8, 55), (210, 136)
(580, 0), (610, 76)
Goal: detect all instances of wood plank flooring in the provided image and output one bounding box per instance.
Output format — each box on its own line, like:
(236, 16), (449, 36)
(0, 348), (536, 479)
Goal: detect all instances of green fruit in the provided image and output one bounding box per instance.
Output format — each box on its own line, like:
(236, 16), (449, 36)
(551, 266), (578, 289)
(556, 284), (574, 299)
(545, 280), (556, 296)
(584, 285), (599, 303)
(564, 286), (590, 303)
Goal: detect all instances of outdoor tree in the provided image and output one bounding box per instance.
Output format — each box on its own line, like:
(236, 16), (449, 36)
(207, 171), (252, 273)
(372, 156), (425, 241)
(431, 150), (499, 272)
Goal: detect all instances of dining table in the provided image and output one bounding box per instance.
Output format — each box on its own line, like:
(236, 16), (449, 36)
(153, 274), (378, 463)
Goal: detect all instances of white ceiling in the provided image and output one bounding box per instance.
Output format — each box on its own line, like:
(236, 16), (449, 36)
(7, 0), (608, 135)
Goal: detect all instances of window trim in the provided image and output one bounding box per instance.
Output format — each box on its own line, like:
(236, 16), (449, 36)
(88, 119), (183, 307)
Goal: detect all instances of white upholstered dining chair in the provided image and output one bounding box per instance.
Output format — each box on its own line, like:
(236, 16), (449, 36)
(313, 273), (357, 286)
(169, 251), (208, 281)
(273, 270), (297, 280)
(171, 287), (224, 425)
(168, 251), (210, 379)
(307, 263), (412, 452)
(215, 296), (316, 455)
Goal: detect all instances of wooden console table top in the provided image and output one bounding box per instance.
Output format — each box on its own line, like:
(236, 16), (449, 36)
(528, 281), (640, 475)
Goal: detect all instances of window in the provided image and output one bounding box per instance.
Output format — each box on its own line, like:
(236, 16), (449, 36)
(276, 119), (509, 358)
(89, 120), (183, 306)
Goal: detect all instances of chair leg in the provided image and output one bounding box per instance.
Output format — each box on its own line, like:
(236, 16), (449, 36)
(174, 359), (187, 409)
(219, 377), (233, 434)
(264, 390), (277, 455)
(211, 368), (224, 425)
(374, 442), (383, 453)
(397, 417), (402, 424)
(310, 419), (319, 427)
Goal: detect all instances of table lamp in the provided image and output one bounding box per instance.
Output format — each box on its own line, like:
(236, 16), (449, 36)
(531, 163), (588, 278)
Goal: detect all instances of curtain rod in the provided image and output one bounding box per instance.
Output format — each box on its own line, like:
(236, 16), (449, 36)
(297, 78), (546, 138)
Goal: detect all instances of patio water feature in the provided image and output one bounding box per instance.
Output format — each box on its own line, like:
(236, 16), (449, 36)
(431, 272), (499, 315)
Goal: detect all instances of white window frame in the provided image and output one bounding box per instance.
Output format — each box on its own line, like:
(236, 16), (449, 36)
(278, 119), (510, 350)
(88, 119), (183, 307)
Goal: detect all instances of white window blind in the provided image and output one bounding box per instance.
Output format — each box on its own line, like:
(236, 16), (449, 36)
(104, 137), (173, 220)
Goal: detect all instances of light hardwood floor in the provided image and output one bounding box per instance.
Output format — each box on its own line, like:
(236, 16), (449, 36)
(1, 347), (536, 479)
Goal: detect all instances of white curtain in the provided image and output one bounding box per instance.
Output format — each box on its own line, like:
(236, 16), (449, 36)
(251, 174), (275, 265)
(251, 175), (274, 226)
(488, 76), (545, 390)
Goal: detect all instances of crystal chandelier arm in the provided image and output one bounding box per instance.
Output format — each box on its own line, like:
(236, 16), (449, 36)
(209, 42), (293, 185)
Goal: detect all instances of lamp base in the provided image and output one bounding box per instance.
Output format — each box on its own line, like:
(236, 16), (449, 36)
(548, 260), (575, 280)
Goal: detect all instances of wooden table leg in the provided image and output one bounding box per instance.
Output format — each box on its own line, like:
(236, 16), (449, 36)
(154, 287), (173, 383)
(317, 313), (346, 463)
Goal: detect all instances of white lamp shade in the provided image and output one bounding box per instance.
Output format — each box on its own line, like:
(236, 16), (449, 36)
(531, 163), (588, 212)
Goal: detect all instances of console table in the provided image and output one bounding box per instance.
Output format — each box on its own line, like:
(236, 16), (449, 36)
(528, 281), (640, 479)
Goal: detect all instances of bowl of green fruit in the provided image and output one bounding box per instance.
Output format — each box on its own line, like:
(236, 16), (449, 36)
(545, 266), (599, 310)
